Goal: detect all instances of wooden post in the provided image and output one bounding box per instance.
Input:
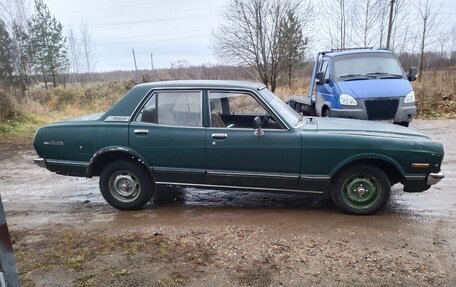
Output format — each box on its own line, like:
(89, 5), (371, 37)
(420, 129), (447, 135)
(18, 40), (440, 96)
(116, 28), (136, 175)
(0, 195), (20, 287)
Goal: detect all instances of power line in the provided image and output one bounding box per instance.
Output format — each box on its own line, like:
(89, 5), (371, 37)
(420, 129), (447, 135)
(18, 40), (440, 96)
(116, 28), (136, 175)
(53, 0), (181, 15)
(94, 35), (209, 47)
(90, 29), (208, 42)
(65, 14), (217, 27)
(58, 6), (220, 20)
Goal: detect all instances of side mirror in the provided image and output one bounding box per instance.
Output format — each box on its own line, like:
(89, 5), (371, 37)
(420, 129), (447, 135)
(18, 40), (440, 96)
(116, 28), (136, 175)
(316, 71), (326, 85)
(253, 116), (264, 137)
(407, 67), (417, 81)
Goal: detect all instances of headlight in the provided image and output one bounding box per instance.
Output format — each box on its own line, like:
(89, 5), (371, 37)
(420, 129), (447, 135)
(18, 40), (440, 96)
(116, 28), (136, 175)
(404, 91), (415, 103)
(340, 94), (358, 106)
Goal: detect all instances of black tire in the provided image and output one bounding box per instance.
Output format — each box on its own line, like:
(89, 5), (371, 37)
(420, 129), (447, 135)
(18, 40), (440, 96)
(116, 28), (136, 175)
(322, 108), (331, 117)
(99, 160), (154, 210)
(395, 121), (410, 127)
(331, 165), (391, 215)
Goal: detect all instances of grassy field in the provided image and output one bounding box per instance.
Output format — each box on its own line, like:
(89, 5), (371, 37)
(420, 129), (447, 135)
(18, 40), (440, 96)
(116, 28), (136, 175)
(0, 72), (455, 141)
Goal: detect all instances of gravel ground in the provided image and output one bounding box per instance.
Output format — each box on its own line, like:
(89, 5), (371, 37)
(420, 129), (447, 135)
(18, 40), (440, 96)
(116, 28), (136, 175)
(1, 119), (455, 286)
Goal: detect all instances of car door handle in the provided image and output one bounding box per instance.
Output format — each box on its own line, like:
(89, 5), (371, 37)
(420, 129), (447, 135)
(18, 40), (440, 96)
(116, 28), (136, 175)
(212, 133), (227, 139)
(134, 129), (149, 135)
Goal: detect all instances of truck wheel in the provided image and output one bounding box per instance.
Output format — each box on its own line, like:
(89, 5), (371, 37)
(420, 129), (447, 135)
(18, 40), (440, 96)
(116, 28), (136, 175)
(99, 160), (154, 210)
(331, 165), (390, 215)
(322, 108), (331, 117)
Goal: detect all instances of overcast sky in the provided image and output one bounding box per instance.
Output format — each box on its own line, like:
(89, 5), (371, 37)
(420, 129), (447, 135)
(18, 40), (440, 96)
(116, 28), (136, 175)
(43, 0), (456, 72)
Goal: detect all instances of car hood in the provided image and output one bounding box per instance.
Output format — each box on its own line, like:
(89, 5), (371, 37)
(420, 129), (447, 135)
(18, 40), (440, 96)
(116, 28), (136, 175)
(337, 79), (412, 99)
(313, 117), (428, 139)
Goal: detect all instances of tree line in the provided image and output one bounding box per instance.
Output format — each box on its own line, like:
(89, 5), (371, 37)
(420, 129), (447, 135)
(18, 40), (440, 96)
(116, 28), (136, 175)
(0, 0), (94, 91)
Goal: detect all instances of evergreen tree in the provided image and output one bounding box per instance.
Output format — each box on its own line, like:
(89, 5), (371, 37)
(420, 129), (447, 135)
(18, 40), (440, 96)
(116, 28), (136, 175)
(278, 11), (308, 88)
(0, 19), (15, 88)
(29, 0), (68, 89)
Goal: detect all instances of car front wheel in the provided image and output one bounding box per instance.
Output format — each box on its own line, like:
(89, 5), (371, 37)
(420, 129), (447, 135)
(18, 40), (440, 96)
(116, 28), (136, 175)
(99, 160), (154, 210)
(331, 165), (391, 215)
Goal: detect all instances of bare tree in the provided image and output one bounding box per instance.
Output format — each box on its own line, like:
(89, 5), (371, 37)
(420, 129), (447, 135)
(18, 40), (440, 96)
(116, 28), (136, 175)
(0, 0), (32, 89)
(212, 0), (301, 92)
(319, 0), (354, 50)
(80, 21), (95, 77)
(416, 0), (442, 81)
(67, 28), (82, 84)
(353, 0), (380, 47)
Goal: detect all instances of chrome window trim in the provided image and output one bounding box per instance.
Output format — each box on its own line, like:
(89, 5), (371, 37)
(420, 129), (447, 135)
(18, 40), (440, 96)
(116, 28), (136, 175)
(207, 89), (289, 130)
(207, 169), (299, 179)
(131, 89), (204, 127)
(154, 181), (323, 194)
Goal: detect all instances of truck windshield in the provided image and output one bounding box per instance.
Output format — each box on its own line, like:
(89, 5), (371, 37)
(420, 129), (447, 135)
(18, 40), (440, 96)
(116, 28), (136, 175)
(260, 88), (301, 127)
(334, 53), (404, 81)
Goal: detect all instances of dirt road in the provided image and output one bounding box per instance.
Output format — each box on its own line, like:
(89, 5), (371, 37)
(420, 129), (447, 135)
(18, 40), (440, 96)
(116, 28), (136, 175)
(1, 120), (455, 286)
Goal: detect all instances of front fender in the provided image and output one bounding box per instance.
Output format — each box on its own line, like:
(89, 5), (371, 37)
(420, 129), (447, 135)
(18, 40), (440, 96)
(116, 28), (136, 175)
(329, 152), (405, 178)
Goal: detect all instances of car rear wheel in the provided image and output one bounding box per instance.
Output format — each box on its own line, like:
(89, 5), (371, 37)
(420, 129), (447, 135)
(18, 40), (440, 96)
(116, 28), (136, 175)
(331, 165), (390, 215)
(99, 160), (154, 210)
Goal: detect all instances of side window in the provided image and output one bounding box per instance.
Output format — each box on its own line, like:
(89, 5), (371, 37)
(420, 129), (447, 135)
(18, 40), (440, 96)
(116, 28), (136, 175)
(136, 91), (202, 127)
(320, 59), (330, 80)
(208, 91), (281, 129)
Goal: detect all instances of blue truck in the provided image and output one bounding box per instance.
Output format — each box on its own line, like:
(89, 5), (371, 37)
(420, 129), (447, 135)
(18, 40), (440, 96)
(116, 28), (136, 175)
(287, 48), (418, 126)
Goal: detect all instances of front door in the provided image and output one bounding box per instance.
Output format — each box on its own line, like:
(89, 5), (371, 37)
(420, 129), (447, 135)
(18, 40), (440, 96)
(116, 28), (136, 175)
(206, 90), (301, 190)
(129, 90), (206, 183)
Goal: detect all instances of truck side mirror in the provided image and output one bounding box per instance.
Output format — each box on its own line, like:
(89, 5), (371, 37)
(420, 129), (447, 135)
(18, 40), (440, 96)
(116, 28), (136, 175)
(316, 71), (326, 85)
(407, 67), (417, 81)
(253, 116), (264, 137)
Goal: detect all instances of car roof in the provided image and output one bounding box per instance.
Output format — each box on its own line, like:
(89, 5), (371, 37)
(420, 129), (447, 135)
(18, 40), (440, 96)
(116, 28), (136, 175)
(323, 49), (393, 58)
(135, 80), (266, 90)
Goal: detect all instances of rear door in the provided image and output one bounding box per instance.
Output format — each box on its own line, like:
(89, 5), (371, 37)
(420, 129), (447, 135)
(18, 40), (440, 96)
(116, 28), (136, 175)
(129, 90), (206, 183)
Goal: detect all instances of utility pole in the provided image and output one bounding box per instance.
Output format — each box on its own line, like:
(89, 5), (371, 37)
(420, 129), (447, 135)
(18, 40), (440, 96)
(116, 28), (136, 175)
(151, 52), (154, 70)
(132, 49), (138, 71)
(386, 0), (395, 50)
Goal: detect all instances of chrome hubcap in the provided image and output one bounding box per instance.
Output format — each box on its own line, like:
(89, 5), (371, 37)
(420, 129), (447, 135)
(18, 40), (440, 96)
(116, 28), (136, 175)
(109, 171), (140, 203)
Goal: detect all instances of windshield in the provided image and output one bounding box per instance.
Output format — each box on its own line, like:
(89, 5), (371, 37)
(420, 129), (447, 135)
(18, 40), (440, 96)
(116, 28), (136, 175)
(259, 88), (301, 127)
(333, 53), (404, 81)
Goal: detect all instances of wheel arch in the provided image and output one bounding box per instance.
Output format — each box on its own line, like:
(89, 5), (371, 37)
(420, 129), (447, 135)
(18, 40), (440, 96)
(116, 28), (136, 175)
(88, 146), (155, 180)
(330, 154), (405, 185)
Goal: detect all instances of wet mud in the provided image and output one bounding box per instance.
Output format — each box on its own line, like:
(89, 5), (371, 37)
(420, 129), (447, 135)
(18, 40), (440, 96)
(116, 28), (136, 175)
(1, 119), (455, 286)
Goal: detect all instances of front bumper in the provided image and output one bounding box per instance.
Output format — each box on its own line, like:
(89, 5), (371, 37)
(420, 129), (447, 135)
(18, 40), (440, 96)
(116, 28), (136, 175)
(427, 172), (445, 185)
(34, 157), (47, 168)
(330, 97), (416, 123)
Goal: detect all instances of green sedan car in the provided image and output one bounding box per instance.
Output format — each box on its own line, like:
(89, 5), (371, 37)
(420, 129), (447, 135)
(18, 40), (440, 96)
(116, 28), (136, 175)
(33, 80), (445, 215)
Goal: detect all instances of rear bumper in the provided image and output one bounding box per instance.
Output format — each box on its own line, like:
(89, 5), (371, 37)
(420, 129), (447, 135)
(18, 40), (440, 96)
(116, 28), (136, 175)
(34, 157), (47, 168)
(427, 172), (444, 185)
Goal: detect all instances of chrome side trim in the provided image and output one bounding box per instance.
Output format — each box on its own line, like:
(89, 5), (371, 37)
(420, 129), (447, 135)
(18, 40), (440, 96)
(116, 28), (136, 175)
(154, 167), (206, 174)
(34, 158), (47, 168)
(46, 159), (89, 167)
(105, 116), (130, 122)
(207, 170), (300, 179)
(43, 140), (64, 146)
(404, 175), (427, 180)
(154, 182), (323, 194)
(427, 172), (444, 185)
(300, 175), (331, 180)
